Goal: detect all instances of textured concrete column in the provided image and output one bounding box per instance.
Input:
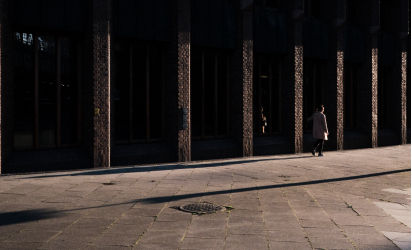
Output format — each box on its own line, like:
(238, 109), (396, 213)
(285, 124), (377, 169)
(399, 0), (409, 145)
(336, 32), (344, 150)
(366, 0), (380, 148)
(0, 0), (4, 173)
(92, 0), (111, 168)
(400, 41), (408, 145)
(240, 8), (253, 157)
(370, 34), (379, 148)
(176, 0), (191, 162)
(335, 0), (345, 150)
(291, 2), (304, 153)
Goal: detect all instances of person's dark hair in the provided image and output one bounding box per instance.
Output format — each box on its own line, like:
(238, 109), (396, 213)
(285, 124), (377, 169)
(316, 104), (324, 111)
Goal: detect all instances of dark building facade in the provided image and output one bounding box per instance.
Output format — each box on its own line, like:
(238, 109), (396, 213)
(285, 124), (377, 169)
(0, 0), (410, 173)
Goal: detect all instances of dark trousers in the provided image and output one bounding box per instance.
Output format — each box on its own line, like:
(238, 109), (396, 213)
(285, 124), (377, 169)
(313, 139), (324, 154)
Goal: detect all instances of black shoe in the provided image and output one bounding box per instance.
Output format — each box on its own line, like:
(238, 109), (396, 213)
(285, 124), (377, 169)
(318, 153), (324, 157)
(311, 150), (316, 156)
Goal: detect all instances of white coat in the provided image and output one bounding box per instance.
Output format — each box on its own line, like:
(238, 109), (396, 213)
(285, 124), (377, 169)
(309, 112), (329, 140)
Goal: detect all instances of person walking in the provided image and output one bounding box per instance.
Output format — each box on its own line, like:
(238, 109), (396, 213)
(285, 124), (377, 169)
(308, 104), (329, 157)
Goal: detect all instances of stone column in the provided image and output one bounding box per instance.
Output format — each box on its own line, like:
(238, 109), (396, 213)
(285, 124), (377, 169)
(335, 0), (345, 150)
(240, 2), (253, 157)
(400, 38), (408, 145)
(336, 31), (344, 150)
(399, 0), (409, 145)
(92, 0), (111, 168)
(370, 0), (380, 148)
(0, 0), (4, 173)
(357, 1), (379, 148)
(176, 0), (191, 162)
(291, 0), (304, 153)
(370, 34), (379, 148)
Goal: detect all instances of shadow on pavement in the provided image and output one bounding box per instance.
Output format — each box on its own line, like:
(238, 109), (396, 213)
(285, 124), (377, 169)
(3, 168), (409, 225)
(19, 155), (314, 179)
(0, 209), (61, 226)
(136, 168), (411, 204)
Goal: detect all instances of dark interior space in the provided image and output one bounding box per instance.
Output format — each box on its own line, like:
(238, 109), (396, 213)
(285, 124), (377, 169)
(253, 54), (289, 155)
(378, 0), (401, 146)
(191, 47), (237, 160)
(302, 59), (327, 132)
(344, 63), (358, 131)
(113, 41), (166, 144)
(111, 41), (173, 166)
(190, 0), (238, 161)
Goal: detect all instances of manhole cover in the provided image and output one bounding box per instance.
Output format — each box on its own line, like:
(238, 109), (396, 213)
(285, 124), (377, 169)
(179, 202), (227, 215)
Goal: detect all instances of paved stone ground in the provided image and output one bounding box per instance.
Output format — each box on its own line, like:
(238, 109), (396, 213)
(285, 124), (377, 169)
(0, 145), (410, 250)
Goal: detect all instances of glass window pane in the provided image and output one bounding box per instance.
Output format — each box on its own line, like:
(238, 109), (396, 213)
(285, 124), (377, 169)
(114, 41), (130, 142)
(217, 54), (228, 136)
(132, 43), (147, 140)
(149, 45), (164, 139)
(60, 38), (79, 145)
(204, 52), (215, 136)
(38, 35), (57, 147)
(13, 32), (35, 149)
(191, 49), (202, 137)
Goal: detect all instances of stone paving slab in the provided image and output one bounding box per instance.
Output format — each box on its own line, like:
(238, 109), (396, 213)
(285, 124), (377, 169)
(382, 232), (411, 250)
(0, 145), (410, 249)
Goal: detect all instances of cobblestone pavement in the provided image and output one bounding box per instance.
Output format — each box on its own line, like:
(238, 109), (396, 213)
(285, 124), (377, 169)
(0, 145), (410, 250)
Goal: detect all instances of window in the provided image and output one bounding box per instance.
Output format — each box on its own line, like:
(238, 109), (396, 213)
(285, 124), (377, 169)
(191, 47), (230, 139)
(254, 54), (283, 136)
(263, 0), (282, 9)
(304, 0), (322, 19)
(303, 59), (326, 131)
(346, 0), (359, 25)
(344, 64), (359, 130)
(113, 41), (166, 143)
(378, 66), (393, 129)
(13, 32), (81, 150)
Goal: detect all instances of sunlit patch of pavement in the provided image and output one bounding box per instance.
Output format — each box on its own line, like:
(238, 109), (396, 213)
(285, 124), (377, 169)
(375, 188), (411, 250)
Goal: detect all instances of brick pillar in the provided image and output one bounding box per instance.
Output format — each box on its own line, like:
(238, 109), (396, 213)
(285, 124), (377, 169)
(370, 34), (379, 148)
(336, 31), (344, 150)
(176, 0), (191, 162)
(291, 2), (304, 153)
(92, 0), (111, 168)
(400, 39), (408, 145)
(335, 0), (345, 150)
(240, 6), (253, 157)
(361, 0), (380, 148)
(399, 0), (409, 145)
(0, 0), (4, 173)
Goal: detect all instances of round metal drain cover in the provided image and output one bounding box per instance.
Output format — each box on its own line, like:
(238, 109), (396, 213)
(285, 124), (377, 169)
(179, 202), (226, 215)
